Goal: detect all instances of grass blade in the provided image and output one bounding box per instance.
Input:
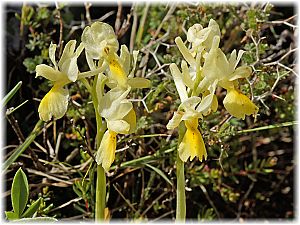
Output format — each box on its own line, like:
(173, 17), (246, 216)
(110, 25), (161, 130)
(144, 163), (173, 186)
(1, 81), (22, 108)
(3, 120), (44, 172)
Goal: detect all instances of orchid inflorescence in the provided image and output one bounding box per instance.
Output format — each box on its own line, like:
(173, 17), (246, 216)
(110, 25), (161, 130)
(36, 20), (258, 171)
(167, 19), (259, 163)
(35, 19), (258, 221)
(36, 22), (150, 171)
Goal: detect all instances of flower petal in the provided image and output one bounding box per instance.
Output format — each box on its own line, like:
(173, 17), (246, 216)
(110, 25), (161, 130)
(175, 37), (196, 66)
(181, 60), (194, 89)
(128, 77), (151, 89)
(202, 19), (221, 50)
(86, 52), (96, 70)
(180, 96), (202, 121)
(128, 50), (139, 78)
(196, 80), (217, 113)
(170, 63), (188, 102)
(96, 130), (117, 171)
(122, 108), (137, 134)
(49, 42), (58, 70)
(228, 49), (237, 70)
(229, 65), (252, 81)
(106, 52), (128, 88)
(166, 111), (183, 130)
(187, 23), (204, 43)
(58, 40), (76, 69)
(120, 45), (131, 75)
(96, 73), (108, 103)
(60, 56), (78, 82)
(211, 94), (218, 112)
(180, 96), (201, 111)
(196, 93), (214, 114)
(107, 119), (130, 134)
(58, 40), (81, 82)
(202, 36), (229, 82)
(235, 50), (245, 69)
(38, 86), (69, 121)
(36, 64), (67, 82)
(98, 87), (133, 120)
(181, 110), (202, 121)
(75, 42), (84, 58)
(223, 89), (259, 119)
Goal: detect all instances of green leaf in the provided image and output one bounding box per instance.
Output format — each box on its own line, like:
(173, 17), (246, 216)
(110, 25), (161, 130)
(5, 211), (19, 220)
(10, 217), (58, 223)
(22, 197), (42, 218)
(11, 168), (29, 217)
(144, 163), (173, 186)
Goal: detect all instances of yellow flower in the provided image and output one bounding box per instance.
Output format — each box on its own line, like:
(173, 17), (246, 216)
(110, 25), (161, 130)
(196, 36), (258, 119)
(97, 130), (117, 172)
(103, 45), (150, 90)
(198, 36), (252, 92)
(166, 97), (207, 162)
(223, 89), (259, 120)
(36, 40), (83, 121)
(81, 22), (119, 60)
(187, 19), (221, 53)
(175, 19), (221, 66)
(178, 119), (207, 162)
(96, 87), (136, 171)
(38, 86), (68, 122)
(168, 61), (213, 162)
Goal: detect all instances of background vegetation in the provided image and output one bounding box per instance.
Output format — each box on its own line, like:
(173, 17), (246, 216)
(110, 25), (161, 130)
(4, 2), (295, 221)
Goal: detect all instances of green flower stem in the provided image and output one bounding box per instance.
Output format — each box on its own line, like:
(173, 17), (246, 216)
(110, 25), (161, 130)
(176, 122), (186, 221)
(176, 153), (186, 221)
(83, 76), (107, 221)
(92, 82), (107, 221)
(95, 165), (106, 220)
(94, 99), (106, 221)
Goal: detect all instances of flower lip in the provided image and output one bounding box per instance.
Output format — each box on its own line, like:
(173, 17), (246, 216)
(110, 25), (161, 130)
(178, 118), (207, 162)
(223, 88), (259, 120)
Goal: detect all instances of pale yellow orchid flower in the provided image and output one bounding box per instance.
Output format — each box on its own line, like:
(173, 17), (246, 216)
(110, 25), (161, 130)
(36, 40), (84, 121)
(169, 62), (218, 116)
(167, 64), (211, 162)
(103, 45), (151, 90)
(174, 19), (221, 67)
(96, 87), (136, 171)
(187, 19), (221, 53)
(223, 88), (258, 120)
(197, 36), (258, 119)
(167, 96), (207, 162)
(81, 22), (119, 61)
